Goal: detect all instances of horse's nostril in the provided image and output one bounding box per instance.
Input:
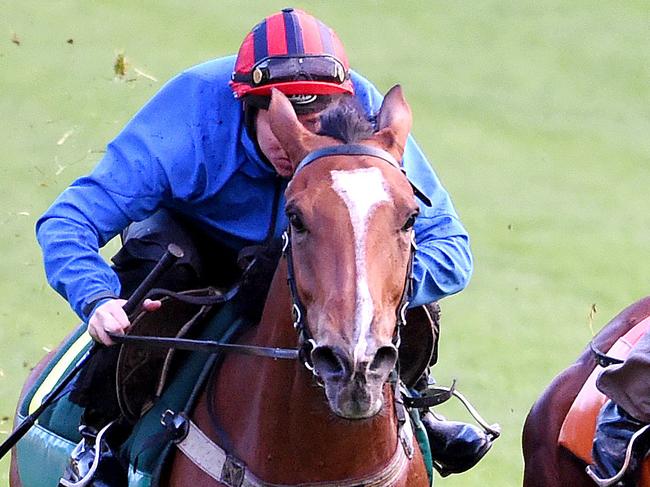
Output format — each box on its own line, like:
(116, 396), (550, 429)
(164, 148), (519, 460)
(312, 346), (347, 379)
(369, 345), (398, 375)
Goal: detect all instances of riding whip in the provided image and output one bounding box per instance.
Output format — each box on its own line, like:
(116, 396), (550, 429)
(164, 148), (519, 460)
(0, 243), (184, 460)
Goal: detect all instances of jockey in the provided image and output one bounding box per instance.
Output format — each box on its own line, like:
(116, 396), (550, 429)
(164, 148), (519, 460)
(587, 334), (650, 486)
(36, 8), (492, 486)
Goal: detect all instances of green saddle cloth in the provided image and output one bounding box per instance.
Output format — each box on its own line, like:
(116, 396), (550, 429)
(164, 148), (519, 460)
(15, 300), (246, 487)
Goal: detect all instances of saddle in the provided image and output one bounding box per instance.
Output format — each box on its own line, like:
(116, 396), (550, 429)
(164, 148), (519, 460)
(116, 288), (222, 422)
(15, 296), (251, 487)
(559, 316), (650, 485)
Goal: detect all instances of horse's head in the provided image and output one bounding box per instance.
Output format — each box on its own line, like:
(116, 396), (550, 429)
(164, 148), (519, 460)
(268, 86), (419, 420)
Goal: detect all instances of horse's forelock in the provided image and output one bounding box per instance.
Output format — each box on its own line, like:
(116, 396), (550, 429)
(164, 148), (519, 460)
(317, 98), (375, 144)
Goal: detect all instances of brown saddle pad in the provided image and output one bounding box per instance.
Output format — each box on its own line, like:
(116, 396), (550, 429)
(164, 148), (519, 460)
(116, 288), (220, 422)
(559, 316), (650, 462)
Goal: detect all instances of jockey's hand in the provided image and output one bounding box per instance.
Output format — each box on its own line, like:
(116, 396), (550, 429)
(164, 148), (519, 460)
(88, 298), (162, 346)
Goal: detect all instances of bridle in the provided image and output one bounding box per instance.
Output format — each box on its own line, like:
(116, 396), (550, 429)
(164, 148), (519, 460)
(110, 143), (430, 487)
(112, 143), (427, 375)
(283, 143), (425, 376)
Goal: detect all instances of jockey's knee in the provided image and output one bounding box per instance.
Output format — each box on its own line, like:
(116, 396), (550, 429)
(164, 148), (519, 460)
(111, 209), (206, 296)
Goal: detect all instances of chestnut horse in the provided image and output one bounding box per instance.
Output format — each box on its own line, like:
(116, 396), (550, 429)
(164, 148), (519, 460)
(165, 87), (429, 486)
(522, 296), (650, 487)
(11, 86), (430, 486)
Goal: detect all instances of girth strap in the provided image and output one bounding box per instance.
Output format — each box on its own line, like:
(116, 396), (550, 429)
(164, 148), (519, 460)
(166, 411), (410, 487)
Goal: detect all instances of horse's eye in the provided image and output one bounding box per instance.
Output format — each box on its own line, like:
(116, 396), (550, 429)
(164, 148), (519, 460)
(401, 213), (417, 232)
(289, 213), (307, 233)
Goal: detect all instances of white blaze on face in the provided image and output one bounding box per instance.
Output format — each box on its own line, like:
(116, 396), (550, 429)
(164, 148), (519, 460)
(331, 167), (391, 362)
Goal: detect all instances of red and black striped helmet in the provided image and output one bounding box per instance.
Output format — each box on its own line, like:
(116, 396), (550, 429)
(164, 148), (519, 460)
(230, 8), (354, 100)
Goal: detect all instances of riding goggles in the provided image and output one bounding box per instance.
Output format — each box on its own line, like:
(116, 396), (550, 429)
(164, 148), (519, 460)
(236, 55), (348, 88)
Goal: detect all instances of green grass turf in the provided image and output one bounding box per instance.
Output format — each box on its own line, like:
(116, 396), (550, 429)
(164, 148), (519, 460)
(1, 1), (648, 485)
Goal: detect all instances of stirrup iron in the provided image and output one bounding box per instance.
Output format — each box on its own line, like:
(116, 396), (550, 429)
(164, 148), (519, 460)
(407, 381), (501, 440)
(586, 423), (650, 487)
(58, 420), (116, 487)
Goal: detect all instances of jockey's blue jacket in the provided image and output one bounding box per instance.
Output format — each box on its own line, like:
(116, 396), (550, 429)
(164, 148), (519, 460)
(36, 55), (473, 322)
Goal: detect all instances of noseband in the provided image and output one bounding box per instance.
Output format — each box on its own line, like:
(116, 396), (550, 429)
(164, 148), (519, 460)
(284, 143), (421, 375)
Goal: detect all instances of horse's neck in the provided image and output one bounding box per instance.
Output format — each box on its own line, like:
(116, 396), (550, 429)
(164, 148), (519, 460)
(210, 259), (400, 482)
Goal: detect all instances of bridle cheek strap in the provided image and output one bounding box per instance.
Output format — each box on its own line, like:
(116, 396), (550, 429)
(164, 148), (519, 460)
(394, 233), (417, 347)
(282, 230), (315, 372)
(285, 143), (424, 373)
(282, 227), (417, 374)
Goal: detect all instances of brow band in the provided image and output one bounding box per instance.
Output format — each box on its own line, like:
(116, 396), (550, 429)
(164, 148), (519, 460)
(295, 144), (432, 207)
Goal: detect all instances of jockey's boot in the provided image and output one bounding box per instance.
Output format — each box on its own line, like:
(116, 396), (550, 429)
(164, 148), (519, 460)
(421, 411), (493, 476)
(586, 400), (650, 487)
(59, 421), (127, 487)
(412, 372), (494, 476)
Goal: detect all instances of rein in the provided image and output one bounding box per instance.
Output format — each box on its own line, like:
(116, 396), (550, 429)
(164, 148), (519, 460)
(113, 334), (299, 360)
(110, 287), (299, 361)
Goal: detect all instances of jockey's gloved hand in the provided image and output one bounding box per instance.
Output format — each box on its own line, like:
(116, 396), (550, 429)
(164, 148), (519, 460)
(88, 298), (160, 346)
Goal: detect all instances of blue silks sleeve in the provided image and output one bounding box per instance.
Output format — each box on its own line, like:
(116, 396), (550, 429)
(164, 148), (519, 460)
(351, 72), (473, 307)
(36, 69), (218, 322)
(37, 58), (471, 324)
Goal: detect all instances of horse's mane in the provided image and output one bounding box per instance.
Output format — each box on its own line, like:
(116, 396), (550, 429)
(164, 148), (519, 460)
(317, 97), (375, 143)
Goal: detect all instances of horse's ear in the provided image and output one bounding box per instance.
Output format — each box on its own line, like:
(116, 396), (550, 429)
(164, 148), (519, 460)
(373, 85), (413, 162)
(267, 89), (318, 165)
